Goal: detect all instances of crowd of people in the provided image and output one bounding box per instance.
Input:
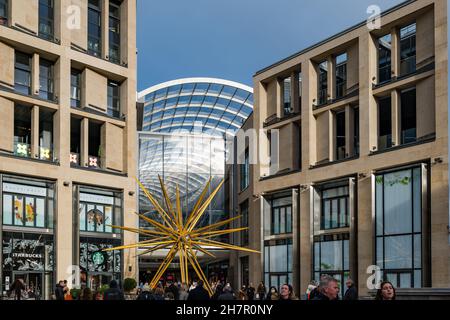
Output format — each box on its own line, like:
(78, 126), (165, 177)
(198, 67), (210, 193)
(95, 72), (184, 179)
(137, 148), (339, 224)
(8, 275), (394, 301)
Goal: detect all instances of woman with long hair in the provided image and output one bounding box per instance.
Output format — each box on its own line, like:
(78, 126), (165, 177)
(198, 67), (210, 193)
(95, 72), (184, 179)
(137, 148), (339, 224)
(375, 281), (396, 300)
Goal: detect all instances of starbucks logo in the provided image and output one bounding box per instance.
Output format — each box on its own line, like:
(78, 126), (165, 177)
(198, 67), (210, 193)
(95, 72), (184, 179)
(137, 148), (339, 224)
(92, 252), (105, 265)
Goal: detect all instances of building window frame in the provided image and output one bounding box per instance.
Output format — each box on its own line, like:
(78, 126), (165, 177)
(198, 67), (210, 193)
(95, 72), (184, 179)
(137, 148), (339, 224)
(378, 33), (392, 84)
(335, 53), (347, 99)
(318, 61), (328, 105)
(88, 0), (102, 58)
(38, 0), (54, 41)
(39, 58), (54, 101)
(107, 80), (121, 118)
(240, 148), (249, 192)
(264, 238), (293, 291)
(399, 23), (416, 77)
(270, 197), (292, 236)
(109, 0), (121, 64)
(14, 52), (32, 96)
(71, 70), (82, 108)
(320, 185), (350, 230)
(0, 0), (8, 25)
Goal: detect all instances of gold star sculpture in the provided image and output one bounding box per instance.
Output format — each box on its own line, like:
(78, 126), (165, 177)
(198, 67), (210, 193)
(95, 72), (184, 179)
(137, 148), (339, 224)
(103, 176), (259, 296)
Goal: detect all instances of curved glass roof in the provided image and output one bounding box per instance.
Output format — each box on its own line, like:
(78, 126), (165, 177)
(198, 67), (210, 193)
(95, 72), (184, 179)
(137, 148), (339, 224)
(138, 78), (253, 135)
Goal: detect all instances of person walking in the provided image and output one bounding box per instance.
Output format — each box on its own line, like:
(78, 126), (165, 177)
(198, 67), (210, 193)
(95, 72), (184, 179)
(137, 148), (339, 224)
(246, 283), (256, 301)
(238, 286), (248, 300)
(375, 281), (396, 300)
(211, 283), (224, 300)
(178, 283), (189, 301)
(256, 282), (266, 300)
(187, 280), (210, 300)
(10, 279), (25, 301)
(343, 278), (358, 300)
(312, 275), (340, 301)
(218, 284), (236, 300)
(266, 286), (279, 300)
(279, 284), (298, 300)
(55, 280), (65, 301)
(103, 280), (125, 300)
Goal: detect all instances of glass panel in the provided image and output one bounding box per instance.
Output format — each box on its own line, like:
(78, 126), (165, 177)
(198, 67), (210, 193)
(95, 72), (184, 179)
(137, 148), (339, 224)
(280, 207), (286, 234)
(384, 170), (412, 235)
(331, 199), (338, 228)
(36, 198), (45, 227)
(287, 243), (293, 272)
(86, 204), (96, 231)
(314, 242), (320, 271)
(79, 203), (86, 231)
(400, 273), (412, 288)
(264, 246), (269, 272)
(414, 234), (421, 269)
(386, 273), (398, 288)
(413, 167), (421, 233)
(376, 237), (384, 268)
(105, 206), (113, 233)
(286, 207), (292, 233)
(96, 205), (104, 232)
(273, 208), (280, 234)
(340, 198), (347, 227)
(375, 175), (383, 236)
(269, 245), (287, 272)
(14, 195), (24, 226)
(320, 240), (342, 271)
(3, 194), (13, 225)
(378, 34), (392, 83)
(324, 200), (330, 230)
(384, 235), (412, 269)
(343, 240), (349, 270)
(414, 270), (422, 288)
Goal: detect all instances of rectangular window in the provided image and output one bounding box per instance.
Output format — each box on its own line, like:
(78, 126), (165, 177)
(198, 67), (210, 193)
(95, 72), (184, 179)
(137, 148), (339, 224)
(0, 0), (8, 25)
(240, 148), (249, 191)
(39, 0), (54, 40)
(400, 23), (416, 76)
(109, 0), (121, 64)
(313, 234), (350, 297)
(378, 96), (392, 150)
(283, 76), (292, 115)
(400, 88), (416, 144)
(321, 186), (349, 230)
(71, 70), (82, 108)
(70, 117), (81, 165)
(240, 201), (249, 247)
(107, 81), (121, 118)
(240, 256), (249, 287)
(378, 34), (392, 83)
(318, 61), (328, 105)
(14, 104), (32, 158)
(88, 121), (102, 168)
(335, 110), (346, 160)
(375, 166), (423, 288)
(354, 108), (360, 156)
(39, 58), (54, 101)
(88, 0), (102, 57)
(2, 178), (54, 229)
(39, 108), (54, 161)
(264, 238), (293, 290)
(15, 52), (32, 95)
(271, 197), (292, 235)
(335, 53), (347, 99)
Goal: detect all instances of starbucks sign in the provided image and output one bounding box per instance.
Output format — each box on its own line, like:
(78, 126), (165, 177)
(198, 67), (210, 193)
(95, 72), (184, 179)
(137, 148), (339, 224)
(92, 252), (105, 266)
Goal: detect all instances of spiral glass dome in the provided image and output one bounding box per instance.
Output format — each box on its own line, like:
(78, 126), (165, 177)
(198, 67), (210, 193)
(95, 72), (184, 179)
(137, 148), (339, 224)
(138, 78), (253, 135)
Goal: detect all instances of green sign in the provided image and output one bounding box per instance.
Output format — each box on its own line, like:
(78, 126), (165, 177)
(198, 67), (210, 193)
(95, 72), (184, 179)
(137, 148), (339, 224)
(92, 252), (105, 265)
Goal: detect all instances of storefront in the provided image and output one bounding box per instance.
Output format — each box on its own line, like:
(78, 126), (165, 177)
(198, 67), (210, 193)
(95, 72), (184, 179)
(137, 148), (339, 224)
(73, 185), (123, 291)
(0, 175), (55, 300)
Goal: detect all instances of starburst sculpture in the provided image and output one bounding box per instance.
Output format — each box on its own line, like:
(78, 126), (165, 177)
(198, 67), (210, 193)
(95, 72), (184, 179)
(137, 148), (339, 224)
(103, 176), (259, 296)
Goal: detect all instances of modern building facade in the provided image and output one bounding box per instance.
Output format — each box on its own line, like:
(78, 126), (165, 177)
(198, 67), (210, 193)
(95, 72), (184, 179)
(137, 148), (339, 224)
(233, 0), (448, 298)
(0, 0), (137, 299)
(137, 78), (253, 284)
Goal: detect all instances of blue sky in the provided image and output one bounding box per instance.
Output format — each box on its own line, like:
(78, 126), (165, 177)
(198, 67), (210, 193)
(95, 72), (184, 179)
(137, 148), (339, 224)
(137, 0), (405, 91)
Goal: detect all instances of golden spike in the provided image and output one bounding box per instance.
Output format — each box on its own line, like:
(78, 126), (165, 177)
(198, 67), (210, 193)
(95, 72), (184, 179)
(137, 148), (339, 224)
(186, 179), (224, 232)
(134, 212), (179, 240)
(107, 225), (168, 237)
(158, 175), (180, 229)
(184, 178), (211, 228)
(190, 215), (242, 235)
(150, 244), (179, 289)
(179, 244), (187, 284)
(134, 243), (173, 258)
(192, 245), (216, 258)
(190, 227), (249, 239)
(176, 184), (183, 227)
(191, 238), (260, 254)
(136, 178), (178, 230)
(186, 246), (214, 296)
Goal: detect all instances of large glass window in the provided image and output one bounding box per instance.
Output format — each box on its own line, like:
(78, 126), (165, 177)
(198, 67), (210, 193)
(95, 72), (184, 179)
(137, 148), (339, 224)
(321, 186), (349, 230)
(375, 167), (423, 288)
(313, 234), (350, 296)
(335, 53), (347, 99)
(335, 110), (346, 161)
(15, 52), (32, 95)
(240, 200), (249, 247)
(71, 70), (81, 108)
(270, 197), (292, 235)
(2, 177), (55, 229)
(39, 0), (54, 40)
(282, 76), (292, 115)
(240, 148), (249, 191)
(400, 88), (416, 144)
(264, 239), (293, 291)
(318, 61), (328, 105)
(378, 96), (392, 151)
(378, 34), (392, 83)
(109, 0), (121, 64)
(0, 0), (8, 25)
(107, 81), (121, 118)
(400, 23), (416, 76)
(88, 0), (102, 57)
(79, 189), (122, 234)
(39, 59), (54, 101)
(14, 104), (32, 158)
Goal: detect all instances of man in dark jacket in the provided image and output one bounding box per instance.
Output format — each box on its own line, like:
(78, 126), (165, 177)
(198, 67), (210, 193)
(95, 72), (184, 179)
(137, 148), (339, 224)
(218, 284), (236, 300)
(343, 278), (358, 300)
(187, 280), (210, 300)
(103, 280), (125, 300)
(55, 280), (65, 301)
(312, 275), (339, 301)
(167, 281), (180, 300)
